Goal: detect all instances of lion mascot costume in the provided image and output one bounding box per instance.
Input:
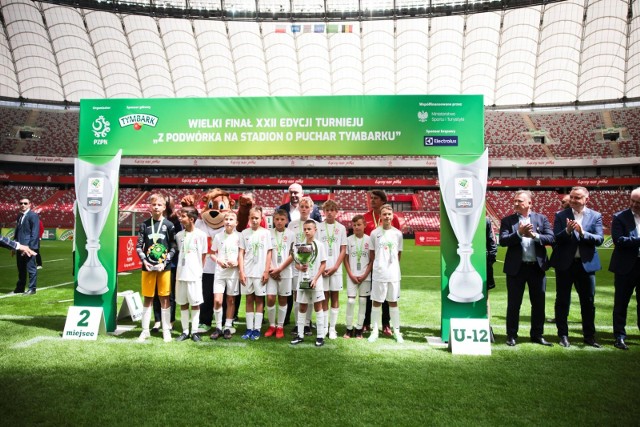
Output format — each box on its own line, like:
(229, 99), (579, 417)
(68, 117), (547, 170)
(180, 188), (254, 329)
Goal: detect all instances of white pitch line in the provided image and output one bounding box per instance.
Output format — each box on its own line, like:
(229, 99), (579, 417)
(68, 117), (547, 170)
(0, 281), (74, 299)
(11, 336), (58, 349)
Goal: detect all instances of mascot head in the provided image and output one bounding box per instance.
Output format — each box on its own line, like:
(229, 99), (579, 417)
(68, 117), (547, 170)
(200, 188), (235, 230)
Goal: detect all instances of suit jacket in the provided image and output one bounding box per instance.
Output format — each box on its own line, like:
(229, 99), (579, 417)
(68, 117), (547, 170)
(549, 207), (603, 273)
(15, 210), (40, 250)
(486, 217), (497, 264)
(609, 208), (640, 275)
(277, 202), (323, 223)
(1, 235), (20, 251)
(499, 212), (554, 275)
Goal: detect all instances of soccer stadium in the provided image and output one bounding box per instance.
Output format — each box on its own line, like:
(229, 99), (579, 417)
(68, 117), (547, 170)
(1, 0), (639, 425)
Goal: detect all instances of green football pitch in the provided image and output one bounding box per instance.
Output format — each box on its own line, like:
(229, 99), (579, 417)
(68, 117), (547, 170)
(1, 240), (639, 426)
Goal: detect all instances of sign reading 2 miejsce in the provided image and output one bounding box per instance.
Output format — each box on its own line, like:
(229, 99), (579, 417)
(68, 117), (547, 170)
(79, 95), (483, 157)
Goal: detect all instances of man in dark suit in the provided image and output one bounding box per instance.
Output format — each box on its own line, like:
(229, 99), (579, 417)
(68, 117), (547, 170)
(609, 187), (640, 350)
(549, 186), (603, 348)
(486, 217), (498, 342)
(500, 190), (555, 346)
(278, 183), (322, 223)
(13, 197), (40, 295)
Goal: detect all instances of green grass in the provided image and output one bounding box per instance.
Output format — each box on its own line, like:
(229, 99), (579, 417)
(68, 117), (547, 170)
(1, 240), (639, 426)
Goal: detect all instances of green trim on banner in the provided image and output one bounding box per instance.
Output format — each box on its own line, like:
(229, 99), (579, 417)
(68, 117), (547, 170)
(79, 95), (484, 157)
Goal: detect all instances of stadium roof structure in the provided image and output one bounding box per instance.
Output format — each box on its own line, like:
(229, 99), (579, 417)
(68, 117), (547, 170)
(0, 0), (638, 108)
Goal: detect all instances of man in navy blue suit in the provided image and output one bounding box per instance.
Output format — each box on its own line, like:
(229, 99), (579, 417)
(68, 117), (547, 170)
(278, 183), (322, 223)
(549, 186), (604, 348)
(609, 187), (640, 350)
(500, 190), (555, 346)
(13, 197), (40, 295)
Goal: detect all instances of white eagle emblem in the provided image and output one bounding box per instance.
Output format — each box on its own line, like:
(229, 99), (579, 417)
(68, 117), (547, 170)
(417, 111), (429, 122)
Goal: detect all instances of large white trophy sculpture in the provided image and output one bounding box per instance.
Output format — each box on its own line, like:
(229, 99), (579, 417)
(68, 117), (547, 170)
(74, 150), (122, 295)
(437, 150), (488, 303)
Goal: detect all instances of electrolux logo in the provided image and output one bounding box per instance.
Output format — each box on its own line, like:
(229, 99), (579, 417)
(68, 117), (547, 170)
(424, 136), (458, 146)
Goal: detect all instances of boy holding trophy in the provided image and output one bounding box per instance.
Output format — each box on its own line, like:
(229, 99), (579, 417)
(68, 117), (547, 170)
(239, 207), (272, 340)
(368, 204), (404, 343)
(265, 209), (295, 339)
(290, 220), (327, 347)
(287, 196), (319, 336)
(318, 200), (347, 339)
(136, 193), (177, 343)
(210, 211), (241, 340)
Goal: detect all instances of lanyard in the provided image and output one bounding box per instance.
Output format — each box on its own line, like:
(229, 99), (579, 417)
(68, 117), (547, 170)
(274, 230), (284, 256)
(326, 222), (335, 248)
(150, 217), (162, 244)
(354, 236), (364, 263)
(182, 231), (194, 254)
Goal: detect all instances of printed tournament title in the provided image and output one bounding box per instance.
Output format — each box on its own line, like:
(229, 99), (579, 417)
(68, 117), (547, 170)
(152, 116), (402, 144)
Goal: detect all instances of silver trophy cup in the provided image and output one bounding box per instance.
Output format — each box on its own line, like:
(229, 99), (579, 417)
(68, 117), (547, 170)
(292, 242), (318, 289)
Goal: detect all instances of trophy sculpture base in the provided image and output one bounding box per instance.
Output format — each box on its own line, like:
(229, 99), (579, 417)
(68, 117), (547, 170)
(447, 292), (483, 303)
(299, 280), (312, 290)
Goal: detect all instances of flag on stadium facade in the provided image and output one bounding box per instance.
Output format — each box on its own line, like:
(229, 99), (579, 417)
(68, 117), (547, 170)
(342, 24), (353, 33)
(291, 25), (301, 33)
(327, 24), (339, 33)
(303, 24), (312, 33)
(275, 25), (286, 33)
(314, 24), (324, 33)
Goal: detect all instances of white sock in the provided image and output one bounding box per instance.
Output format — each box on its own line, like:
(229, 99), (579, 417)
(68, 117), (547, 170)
(371, 305), (382, 333)
(214, 308), (223, 330)
(255, 312), (263, 332)
(277, 304), (287, 328)
(267, 305), (276, 327)
(293, 301), (299, 322)
(316, 310), (325, 339)
(181, 309), (190, 334)
(141, 306), (152, 332)
(246, 312), (254, 331)
(191, 309), (200, 335)
(323, 310), (329, 336)
(306, 307), (313, 326)
(345, 297), (355, 329)
(297, 309), (305, 338)
(161, 308), (171, 332)
(330, 308), (339, 333)
(389, 306), (400, 333)
(356, 297), (367, 329)
(225, 319), (233, 329)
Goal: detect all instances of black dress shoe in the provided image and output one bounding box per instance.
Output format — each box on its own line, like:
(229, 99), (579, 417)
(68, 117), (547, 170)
(559, 336), (570, 348)
(614, 338), (629, 350)
(23, 289), (36, 296)
(583, 338), (601, 348)
(506, 336), (517, 346)
(175, 333), (190, 342)
(531, 336), (553, 346)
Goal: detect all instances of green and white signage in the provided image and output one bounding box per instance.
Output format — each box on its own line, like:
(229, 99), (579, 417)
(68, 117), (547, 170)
(79, 95), (483, 157)
(75, 94), (485, 337)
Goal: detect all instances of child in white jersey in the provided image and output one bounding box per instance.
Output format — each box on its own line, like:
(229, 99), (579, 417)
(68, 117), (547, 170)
(319, 200), (347, 339)
(287, 196), (318, 337)
(290, 220), (327, 347)
(265, 209), (295, 339)
(239, 207), (272, 340)
(343, 215), (373, 339)
(368, 204), (404, 343)
(209, 211), (241, 340)
(174, 207), (208, 342)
